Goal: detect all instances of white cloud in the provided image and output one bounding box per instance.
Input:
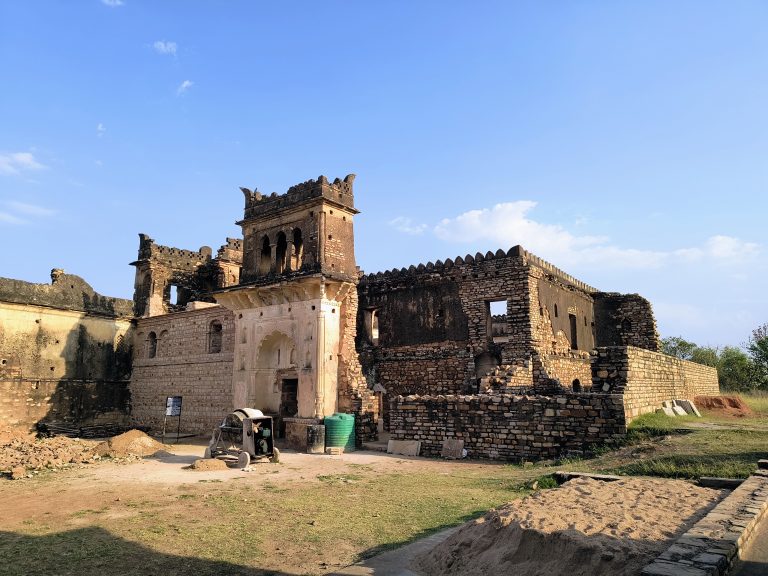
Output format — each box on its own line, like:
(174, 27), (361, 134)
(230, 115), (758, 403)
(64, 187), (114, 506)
(153, 40), (177, 56)
(432, 201), (759, 270)
(0, 152), (47, 175)
(101, 0), (124, 6)
(6, 201), (55, 217)
(97, 123), (106, 137)
(389, 216), (427, 235)
(0, 211), (26, 225)
(176, 79), (194, 95)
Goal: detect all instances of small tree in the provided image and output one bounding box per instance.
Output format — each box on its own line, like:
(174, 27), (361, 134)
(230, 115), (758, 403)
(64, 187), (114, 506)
(718, 346), (754, 392)
(661, 336), (698, 360)
(690, 346), (719, 368)
(747, 335), (768, 390)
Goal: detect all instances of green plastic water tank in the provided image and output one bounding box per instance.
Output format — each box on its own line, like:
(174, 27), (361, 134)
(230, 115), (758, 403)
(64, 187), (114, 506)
(324, 413), (355, 451)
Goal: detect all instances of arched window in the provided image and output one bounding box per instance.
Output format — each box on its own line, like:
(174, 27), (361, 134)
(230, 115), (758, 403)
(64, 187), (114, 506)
(275, 232), (288, 274)
(208, 320), (223, 353)
(259, 236), (271, 275)
(147, 332), (157, 359)
(292, 228), (304, 270)
(572, 379), (582, 392)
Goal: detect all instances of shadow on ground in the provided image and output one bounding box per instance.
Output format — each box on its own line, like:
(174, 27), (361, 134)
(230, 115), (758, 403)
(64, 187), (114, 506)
(0, 527), (298, 576)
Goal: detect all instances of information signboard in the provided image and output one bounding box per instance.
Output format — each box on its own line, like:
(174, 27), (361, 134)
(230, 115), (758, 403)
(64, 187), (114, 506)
(165, 396), (182, 417)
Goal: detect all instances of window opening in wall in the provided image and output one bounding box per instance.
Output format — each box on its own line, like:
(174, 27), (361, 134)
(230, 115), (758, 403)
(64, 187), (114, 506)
(169, 285), (179, 305)
(259, 235), (271, 275)
(572, 379), (582, 392)
(208, 320), (223, 353)
(569, 313), (578, 350)
(486, 299), (508, 343)
(554, 304), (559, 318)
(148, 332), (157, 359)
(292, 228), (303, 270)
(275, 232), (288, 274)
(366, 309), (380, 345)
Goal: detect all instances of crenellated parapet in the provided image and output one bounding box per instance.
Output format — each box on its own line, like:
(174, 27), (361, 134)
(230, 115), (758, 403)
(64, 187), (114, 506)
(239, 174), (357, 222)
(216, 237), (243, 262)
(134, 233), (213, 271)
(359, 245), (597, 293)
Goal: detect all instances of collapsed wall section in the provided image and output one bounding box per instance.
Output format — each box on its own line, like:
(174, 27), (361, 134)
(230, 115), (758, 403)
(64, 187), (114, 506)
(129, 305), (234, 434)
(593, 293), (659, 351)
(592, 346), (719, 421)
(390, 393), (627, 460)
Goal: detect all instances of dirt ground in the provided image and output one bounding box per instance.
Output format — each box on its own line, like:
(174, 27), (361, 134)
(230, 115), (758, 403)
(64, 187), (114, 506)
(0, 439), (444, 524)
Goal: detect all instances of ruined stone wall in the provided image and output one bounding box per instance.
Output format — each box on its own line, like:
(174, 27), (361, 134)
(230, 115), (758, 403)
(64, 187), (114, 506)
(389, 392), (627, 461)
(593, 293), (659, 351)
(131, 234), (243, 317)
(358, 245), (607, 397)
(335, 288), (378, 442)
(130, 306), (234, 433)
(0, 272), (134, 430)
(591, 346), (719, 421)
(536, 353), (592, 390)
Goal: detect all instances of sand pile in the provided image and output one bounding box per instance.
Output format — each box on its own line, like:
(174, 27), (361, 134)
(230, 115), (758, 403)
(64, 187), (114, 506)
(1, 432), (98, 479)
(93, 429), (165, 458)
(416, 477), (723, 576)
(187, 458), (230, 471)
(694, 395), (752, 418)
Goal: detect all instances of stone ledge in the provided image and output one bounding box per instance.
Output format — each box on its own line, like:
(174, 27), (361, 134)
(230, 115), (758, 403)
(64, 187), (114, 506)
(642, 467), (768, 576)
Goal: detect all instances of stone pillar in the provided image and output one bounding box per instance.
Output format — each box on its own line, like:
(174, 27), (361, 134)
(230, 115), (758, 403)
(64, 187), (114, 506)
(315, 309), (327, 418)
(286, 240), (294, 272)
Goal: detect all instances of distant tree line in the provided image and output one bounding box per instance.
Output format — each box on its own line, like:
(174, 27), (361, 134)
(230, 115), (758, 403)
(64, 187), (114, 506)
(661, 323), (768, 392)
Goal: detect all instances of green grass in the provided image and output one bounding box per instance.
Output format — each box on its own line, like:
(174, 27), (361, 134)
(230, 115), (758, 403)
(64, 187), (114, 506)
(2, 399), (767, 575)
(599, 411), (768, 479)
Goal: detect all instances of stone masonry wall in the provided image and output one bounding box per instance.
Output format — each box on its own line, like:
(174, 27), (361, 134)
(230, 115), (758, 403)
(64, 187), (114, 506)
(358, 246), (608, 398)
(592, 346), (719, 421)
(130, 306), (235, 434)
(390, 392), (627, 461)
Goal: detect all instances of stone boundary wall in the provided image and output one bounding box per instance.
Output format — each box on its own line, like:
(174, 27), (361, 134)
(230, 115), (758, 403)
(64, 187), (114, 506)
(642, 468), (768, 576)
(592, 346), (719, 421)
(389, 393), (627, 461)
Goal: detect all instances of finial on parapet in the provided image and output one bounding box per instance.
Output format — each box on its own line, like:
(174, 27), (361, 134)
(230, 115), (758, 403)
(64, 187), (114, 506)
(240, 187), (262, 206)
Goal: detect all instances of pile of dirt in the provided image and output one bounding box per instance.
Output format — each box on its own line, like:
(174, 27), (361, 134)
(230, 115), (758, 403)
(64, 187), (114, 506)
(93, 429), (166, 458)
(1, 432), (99, 479)
(0, 427), (33, 445)
(187, 458), (230, 471)
(416, 477), (723, 576)
(694, 395), (752, 418)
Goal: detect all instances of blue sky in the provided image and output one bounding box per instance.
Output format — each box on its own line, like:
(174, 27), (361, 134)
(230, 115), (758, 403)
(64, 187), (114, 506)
(1, 1), (766, 348)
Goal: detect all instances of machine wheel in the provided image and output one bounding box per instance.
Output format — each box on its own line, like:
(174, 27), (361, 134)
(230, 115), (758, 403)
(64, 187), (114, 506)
(237, 451), (251, 469)
(270, 447), (280, 464)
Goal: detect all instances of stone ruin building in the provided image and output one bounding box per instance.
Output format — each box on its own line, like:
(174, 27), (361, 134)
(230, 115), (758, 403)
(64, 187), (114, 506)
(0, 173), (720, 460)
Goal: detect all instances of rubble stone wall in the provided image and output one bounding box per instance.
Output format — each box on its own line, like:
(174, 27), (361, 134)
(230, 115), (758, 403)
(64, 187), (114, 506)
(390, 392), (627, 461)
(130, 306), (235, 433)
(592, 346), (719, 421)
